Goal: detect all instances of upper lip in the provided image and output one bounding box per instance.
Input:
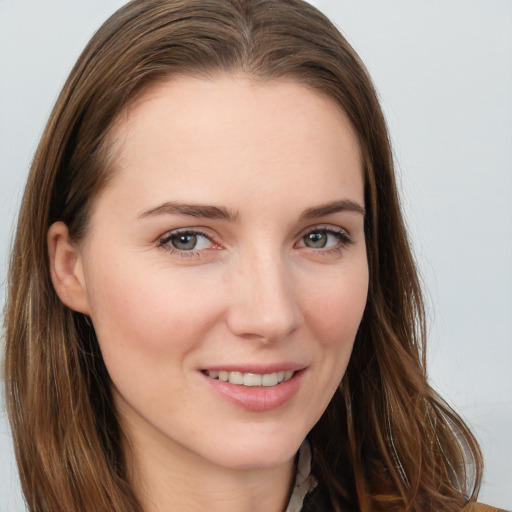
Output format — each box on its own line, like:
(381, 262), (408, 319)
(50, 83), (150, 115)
(201, 363), (307, 374)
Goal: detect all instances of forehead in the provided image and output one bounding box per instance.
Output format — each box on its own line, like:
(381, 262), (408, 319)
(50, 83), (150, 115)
(97, 74), (363, 216)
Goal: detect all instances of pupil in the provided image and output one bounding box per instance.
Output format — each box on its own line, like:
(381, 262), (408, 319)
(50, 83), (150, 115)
(172, 234), (197, 250)
(305, 232), (327, 248)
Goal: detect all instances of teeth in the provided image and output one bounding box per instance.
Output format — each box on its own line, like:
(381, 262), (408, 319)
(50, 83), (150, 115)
(228, 371), (243, 385)
(206, 370), (295, 387)
(243, 373), (262, 386)
(284, 370), (294, 381)
(262, 373), (278, 386)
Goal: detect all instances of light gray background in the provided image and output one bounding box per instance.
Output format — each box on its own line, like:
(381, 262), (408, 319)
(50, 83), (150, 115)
(1, 1), (511, 510)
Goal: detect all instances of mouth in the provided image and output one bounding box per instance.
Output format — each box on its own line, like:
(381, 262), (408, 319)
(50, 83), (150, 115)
(202, 370), (295, 387)
(201, 367), (305, 411)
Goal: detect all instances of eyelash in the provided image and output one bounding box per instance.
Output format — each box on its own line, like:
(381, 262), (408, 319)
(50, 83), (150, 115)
(298, 226), (354, 254)
(157, 229), (217, 258)
(156, 225), (353, 257)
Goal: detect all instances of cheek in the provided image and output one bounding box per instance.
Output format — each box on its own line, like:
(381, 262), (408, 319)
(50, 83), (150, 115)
(296, 264), (368, 428)
(302, 264), (369, 348)
(84, 260), (222, 368)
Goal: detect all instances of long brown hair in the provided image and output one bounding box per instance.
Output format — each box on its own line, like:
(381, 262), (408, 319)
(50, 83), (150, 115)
(4, 0), (482, 510)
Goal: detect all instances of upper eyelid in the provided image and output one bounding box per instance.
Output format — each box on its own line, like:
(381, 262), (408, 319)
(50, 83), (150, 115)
(157, 227), (216, 243)
(297, 223), (351, 238)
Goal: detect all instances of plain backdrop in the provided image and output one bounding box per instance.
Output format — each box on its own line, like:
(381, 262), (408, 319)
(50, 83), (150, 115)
(1, 1), (511, 510)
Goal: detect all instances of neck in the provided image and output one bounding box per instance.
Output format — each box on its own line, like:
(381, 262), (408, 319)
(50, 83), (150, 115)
(123, 421), (296, 512)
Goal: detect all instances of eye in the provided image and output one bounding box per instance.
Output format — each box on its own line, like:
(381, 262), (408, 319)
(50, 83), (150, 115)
(158, 229), (215, 252)
(303, 231), (330, 249)
(298, 227), (352, 250)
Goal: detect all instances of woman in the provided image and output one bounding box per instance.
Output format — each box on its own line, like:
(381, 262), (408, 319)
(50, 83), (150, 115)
(2, 0), (503, 511)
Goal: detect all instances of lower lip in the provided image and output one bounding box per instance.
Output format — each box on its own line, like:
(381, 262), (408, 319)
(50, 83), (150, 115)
(200, 370), (305, 412)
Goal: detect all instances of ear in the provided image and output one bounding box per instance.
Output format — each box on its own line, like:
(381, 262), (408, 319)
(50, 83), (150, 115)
(48, 221), (91, 315)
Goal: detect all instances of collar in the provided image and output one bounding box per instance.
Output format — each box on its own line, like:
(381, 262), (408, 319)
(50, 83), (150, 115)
(285, 439), (317, 512)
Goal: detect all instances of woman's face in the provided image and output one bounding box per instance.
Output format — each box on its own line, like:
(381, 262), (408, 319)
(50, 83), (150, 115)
(75, 75), (368, 471)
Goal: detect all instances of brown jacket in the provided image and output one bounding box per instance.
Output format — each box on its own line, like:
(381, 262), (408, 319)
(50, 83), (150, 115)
(474, 505), (508, 512)
(301, 486), (508, 511)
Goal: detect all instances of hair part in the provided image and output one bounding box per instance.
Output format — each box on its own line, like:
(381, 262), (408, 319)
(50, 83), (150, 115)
(4, 1), (482, 511)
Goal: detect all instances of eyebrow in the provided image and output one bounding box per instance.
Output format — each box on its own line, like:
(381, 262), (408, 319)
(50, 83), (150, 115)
(300, 199), (365, 220)
(138, 198), (365, 221)
(138, 201), (237, 221)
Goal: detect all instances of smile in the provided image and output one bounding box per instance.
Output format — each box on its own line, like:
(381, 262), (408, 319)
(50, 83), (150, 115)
(204, 370), (295, 387)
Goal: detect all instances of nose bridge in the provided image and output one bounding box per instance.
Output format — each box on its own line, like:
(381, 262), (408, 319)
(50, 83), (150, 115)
(227, 246), (301, 341)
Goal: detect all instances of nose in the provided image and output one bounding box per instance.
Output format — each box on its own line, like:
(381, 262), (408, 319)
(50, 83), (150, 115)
(226, 251), (302, 343)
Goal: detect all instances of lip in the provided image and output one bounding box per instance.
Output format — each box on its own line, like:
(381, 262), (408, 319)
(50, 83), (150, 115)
(202, 362), (305, 374)
(200, 366), (306, 412)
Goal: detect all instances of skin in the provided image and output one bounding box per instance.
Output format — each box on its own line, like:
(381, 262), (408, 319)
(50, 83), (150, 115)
(49, 75), (368, 512)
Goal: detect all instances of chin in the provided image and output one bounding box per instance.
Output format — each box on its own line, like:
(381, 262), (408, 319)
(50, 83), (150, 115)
(208, 430), (307, 471)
